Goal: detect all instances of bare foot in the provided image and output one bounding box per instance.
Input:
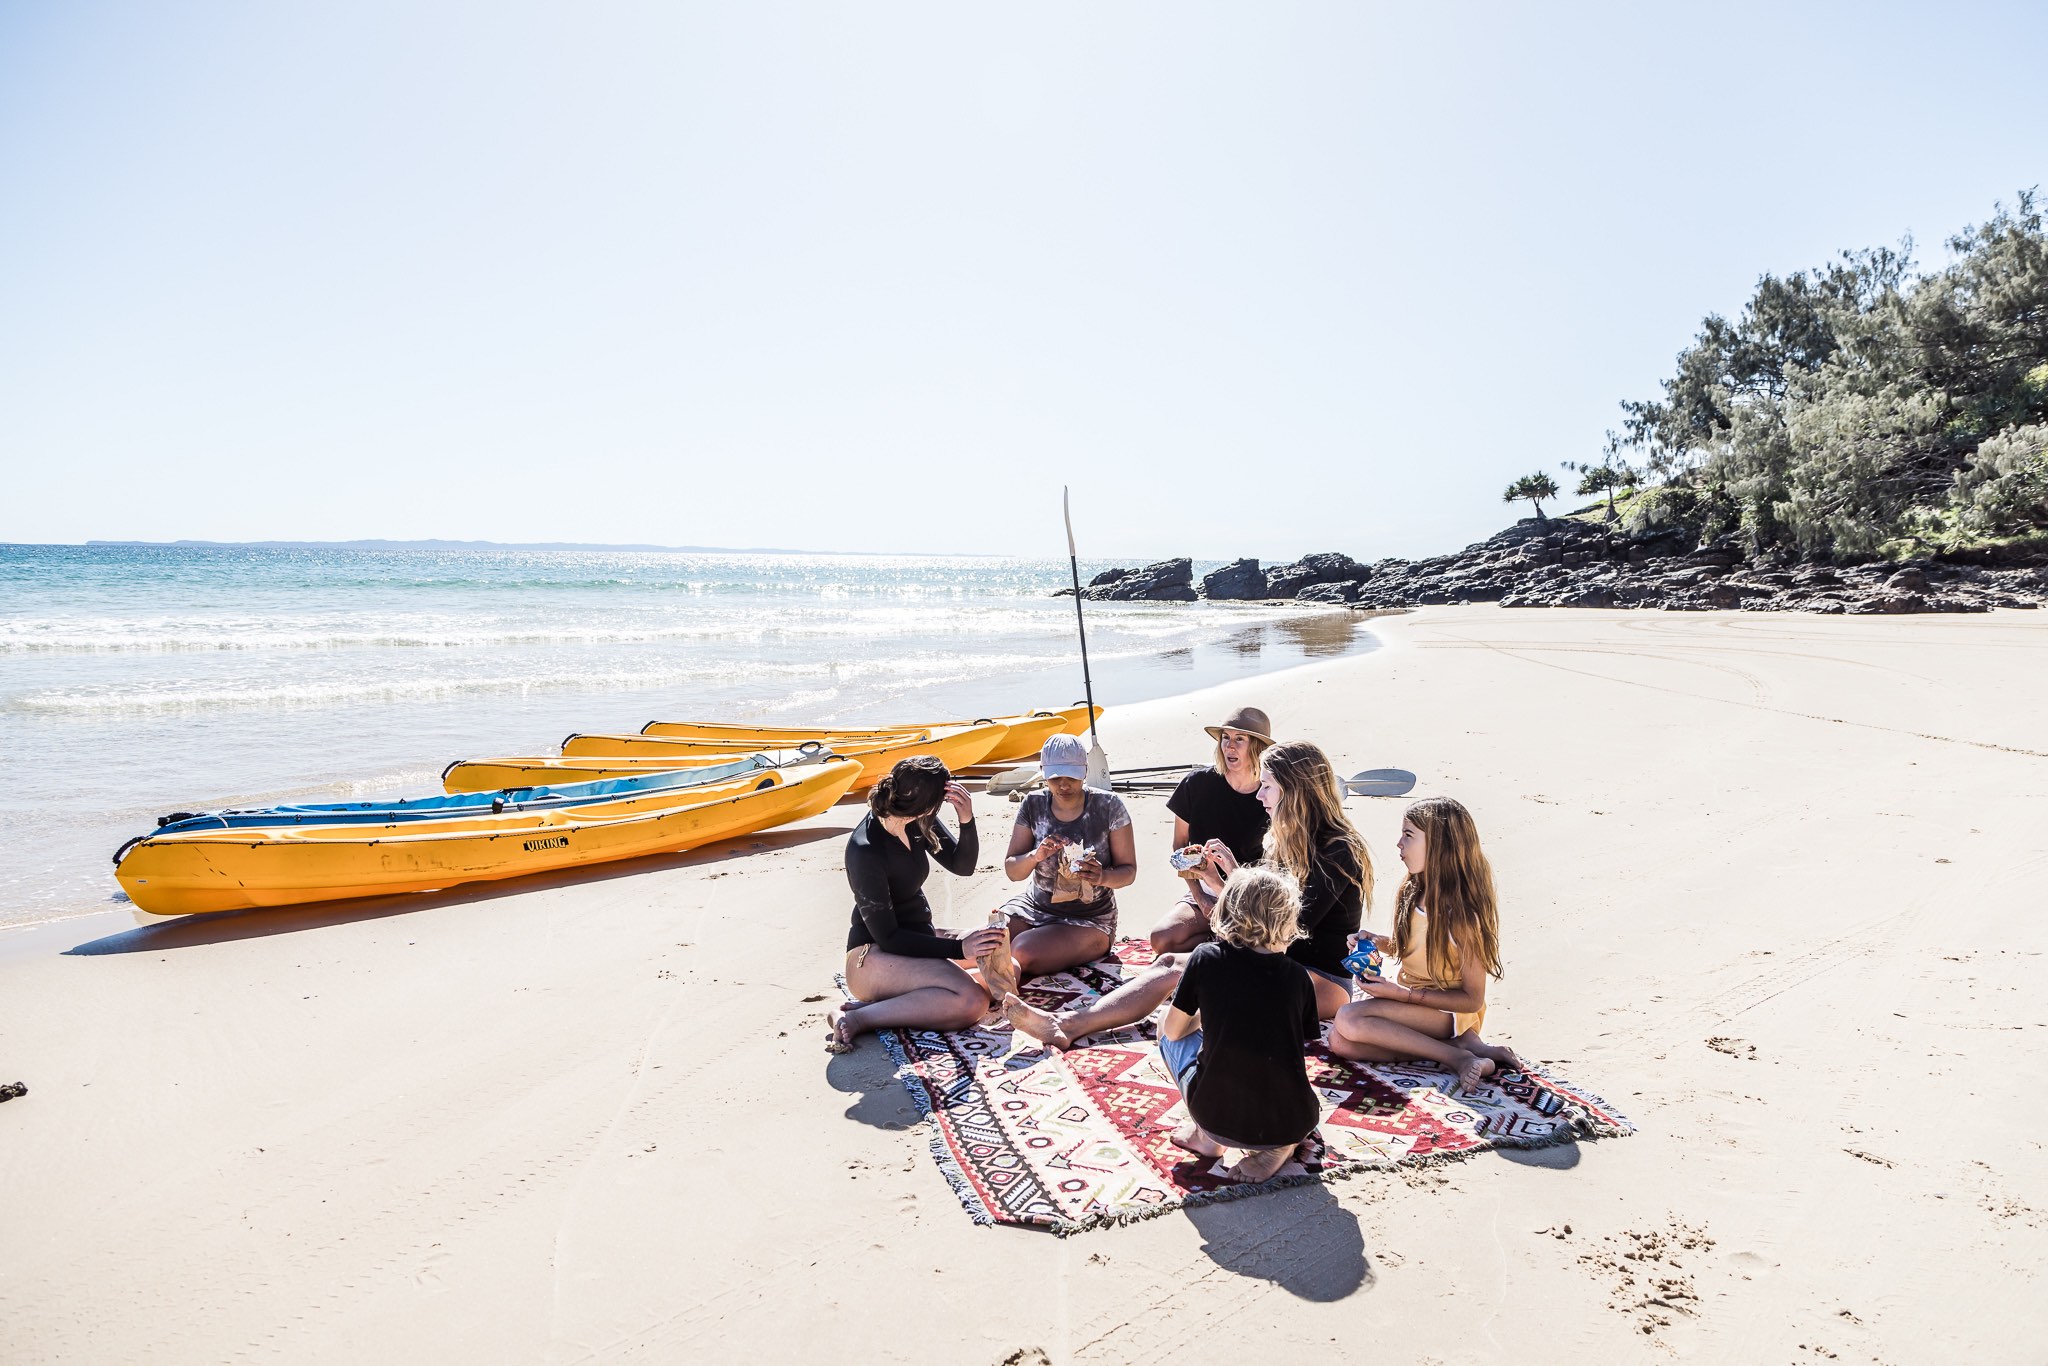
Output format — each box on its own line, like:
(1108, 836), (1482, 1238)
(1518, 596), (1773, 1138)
(1225, 1143), (1297, 1184)
(1001, 993), (1072, 1050)
(1457, 1032), (1524, 1075)
(824, 1005), (858, 1053)
(1453, 1050), (1496, 1092)
(1171, 1122), (1226, 1159)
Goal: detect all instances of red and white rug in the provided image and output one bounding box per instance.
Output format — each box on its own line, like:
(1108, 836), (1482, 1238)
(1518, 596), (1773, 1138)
(864, 941), (1634, 1233)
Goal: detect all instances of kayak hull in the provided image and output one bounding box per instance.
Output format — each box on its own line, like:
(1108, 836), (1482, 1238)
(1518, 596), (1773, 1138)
(116, 760), (862, 917)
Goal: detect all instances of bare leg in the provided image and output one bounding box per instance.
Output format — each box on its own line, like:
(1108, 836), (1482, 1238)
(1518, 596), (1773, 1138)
(1308, 972), (1352, 1021)
(836, 949), (990, 1048)
(1329, 999), (1495, 1091)
(1225, 1143), (1298, 1183)
(1149, 897), (1211, 955)
(1012, 920), (1113, 979)
(1003, 953), (1187, 1051)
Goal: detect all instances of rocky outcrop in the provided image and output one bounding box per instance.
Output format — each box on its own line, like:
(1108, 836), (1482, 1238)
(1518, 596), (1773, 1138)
(1068, 557), (1198, 602)
(1344, 518), (2048, 615)
(1198, 558), (1264, 601)
(1264, 552), (1369, 600)
(1052, 523), (2048, 613)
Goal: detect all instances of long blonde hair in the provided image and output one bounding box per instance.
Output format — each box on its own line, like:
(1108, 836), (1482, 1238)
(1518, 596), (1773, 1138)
(1393, 796), (1502, 980)
(1259, 740), (1371, 913)
(1211, 866), (1302, 954)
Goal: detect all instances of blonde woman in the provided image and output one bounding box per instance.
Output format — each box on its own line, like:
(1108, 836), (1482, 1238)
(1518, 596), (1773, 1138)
(1150, 706), (1275, 955)
(1156, 866), (1323, 1183)
(1206, 740), (1370, 1021)
(1329, 797), (1522, 1090)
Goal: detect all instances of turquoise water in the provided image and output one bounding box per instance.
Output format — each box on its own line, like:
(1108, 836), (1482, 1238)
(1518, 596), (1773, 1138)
(0, 545), (1373, 925)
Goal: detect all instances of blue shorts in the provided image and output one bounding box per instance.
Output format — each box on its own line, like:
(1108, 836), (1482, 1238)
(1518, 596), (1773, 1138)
(1158, 1029), (1202, 1094)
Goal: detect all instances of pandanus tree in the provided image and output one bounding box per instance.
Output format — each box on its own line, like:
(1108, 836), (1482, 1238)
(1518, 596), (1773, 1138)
(1565, 440), (1641, 521)
(1503, 472), (1560, 521)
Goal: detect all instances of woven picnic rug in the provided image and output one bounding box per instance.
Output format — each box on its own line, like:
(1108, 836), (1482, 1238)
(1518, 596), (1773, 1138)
(865, 941), (1633, 1234)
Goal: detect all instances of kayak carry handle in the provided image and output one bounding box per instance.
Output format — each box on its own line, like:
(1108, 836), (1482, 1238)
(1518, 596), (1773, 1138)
(112, 834), (148, 866)
(156, 812), (199, 829)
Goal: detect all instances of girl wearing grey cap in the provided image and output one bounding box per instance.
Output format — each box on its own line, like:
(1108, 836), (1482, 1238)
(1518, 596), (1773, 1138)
(996, 733), (1138, 978)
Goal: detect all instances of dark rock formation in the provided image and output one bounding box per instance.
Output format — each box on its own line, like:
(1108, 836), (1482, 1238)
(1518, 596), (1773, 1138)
(1052, 524), (2047, 614)
(1265, 552), (1369, 600)
(1078, 557), (1197, 602)
(1199, 558), (1264, 601)
(1348, 518), (2048, 615)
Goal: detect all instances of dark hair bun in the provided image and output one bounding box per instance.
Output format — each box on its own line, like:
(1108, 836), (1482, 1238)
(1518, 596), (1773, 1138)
(867, 755), (951, 819)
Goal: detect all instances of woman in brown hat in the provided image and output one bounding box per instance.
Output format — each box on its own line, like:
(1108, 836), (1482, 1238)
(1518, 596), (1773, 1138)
(1149, 705), (1275, 954)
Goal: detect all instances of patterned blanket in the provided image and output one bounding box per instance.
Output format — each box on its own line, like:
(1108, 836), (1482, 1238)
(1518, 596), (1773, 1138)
(865, 941), (1633, 1233)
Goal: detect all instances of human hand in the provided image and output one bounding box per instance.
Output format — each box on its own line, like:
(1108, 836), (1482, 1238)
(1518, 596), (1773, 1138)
(943, 781), (973, 822)
(959, 925), (1006, 960)
(1032, 834), (1067, 865)
(1204, 841), (1239, 876)
(1075, 852), (1105, 885)
(1356, 978), (1401, 1000)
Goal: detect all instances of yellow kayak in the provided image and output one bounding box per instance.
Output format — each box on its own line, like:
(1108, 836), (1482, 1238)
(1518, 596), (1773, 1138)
(117, 759), (862, 917)
(938, 705), (1099, 764)
(633, 705), (1099, 764)
(562, 721), (1008, 792)
(636, 720), (928, 745)
(442, 750), (762, 794)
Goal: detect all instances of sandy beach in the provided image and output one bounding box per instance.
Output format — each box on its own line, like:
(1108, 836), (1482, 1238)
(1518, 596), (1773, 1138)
(3, 604), (2044, 1364)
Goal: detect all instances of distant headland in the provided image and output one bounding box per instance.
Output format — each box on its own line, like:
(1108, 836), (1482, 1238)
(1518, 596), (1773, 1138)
(65, 538), (834, 554)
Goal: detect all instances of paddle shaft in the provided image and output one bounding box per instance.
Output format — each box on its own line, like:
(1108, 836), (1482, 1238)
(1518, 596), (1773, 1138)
(1062, 487), (1101, 749)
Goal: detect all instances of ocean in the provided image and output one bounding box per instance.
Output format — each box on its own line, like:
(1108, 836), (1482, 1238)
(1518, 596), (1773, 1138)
(0, 545), (1376, 927)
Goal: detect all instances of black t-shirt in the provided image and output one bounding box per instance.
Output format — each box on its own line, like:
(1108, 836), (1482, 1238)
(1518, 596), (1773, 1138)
(1166, 767), (1269, 864)
(844, 812), (980, 959)
(1288, 830), (1364, 979)
(1169, 940), (1321, 1149)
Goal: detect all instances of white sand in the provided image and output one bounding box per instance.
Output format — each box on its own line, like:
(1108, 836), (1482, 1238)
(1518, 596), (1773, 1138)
(1, 605), (2043, 1363)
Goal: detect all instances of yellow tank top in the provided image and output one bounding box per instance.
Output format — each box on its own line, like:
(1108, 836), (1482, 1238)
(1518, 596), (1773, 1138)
(1395, 907), (1486, 1037)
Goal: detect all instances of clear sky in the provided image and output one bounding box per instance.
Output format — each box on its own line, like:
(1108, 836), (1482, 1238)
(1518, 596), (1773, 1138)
(3, 2), (2044, 561)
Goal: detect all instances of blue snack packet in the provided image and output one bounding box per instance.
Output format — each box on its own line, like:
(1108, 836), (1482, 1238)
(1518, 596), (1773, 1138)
(1341, 940), (1385, 980)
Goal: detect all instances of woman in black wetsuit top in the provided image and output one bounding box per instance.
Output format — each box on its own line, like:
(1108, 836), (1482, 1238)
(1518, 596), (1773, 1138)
(1207, 739), (1373, 1021)
(828, 756), (1003, 1051)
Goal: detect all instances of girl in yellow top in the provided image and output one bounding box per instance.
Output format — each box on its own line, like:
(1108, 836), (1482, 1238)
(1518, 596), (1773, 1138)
(1328, 797), (1523, 1091)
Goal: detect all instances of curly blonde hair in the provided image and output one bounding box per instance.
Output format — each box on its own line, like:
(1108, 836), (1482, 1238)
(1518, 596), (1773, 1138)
(1211, 866), (1303, 954)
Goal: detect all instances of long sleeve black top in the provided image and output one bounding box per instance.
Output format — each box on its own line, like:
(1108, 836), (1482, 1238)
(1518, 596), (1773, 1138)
(1286, 830), (1364, 978)
(844, 811), (980, 959)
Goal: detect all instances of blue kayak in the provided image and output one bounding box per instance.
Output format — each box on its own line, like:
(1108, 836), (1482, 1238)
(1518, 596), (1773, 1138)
(143, 755), (774, 837)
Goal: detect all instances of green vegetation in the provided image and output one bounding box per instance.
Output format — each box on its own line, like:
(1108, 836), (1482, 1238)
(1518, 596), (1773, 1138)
(1504, 471), (1561, 520)
(1608, 192), (2048, 562)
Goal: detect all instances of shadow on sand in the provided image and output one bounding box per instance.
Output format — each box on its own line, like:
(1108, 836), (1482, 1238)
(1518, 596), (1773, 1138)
(1182, 1179), (1370, 1300)
(1495, 1139), (1582, 1170)
(823, 1043), (927, 1130)
(68, 823), (852, 956)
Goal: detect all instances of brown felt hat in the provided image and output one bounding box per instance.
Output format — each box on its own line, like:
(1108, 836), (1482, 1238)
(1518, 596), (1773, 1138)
(1204, 706), (1274, 744)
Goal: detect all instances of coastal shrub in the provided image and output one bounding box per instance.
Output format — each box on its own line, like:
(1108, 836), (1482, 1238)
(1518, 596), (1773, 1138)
(1954, 421), (2048, 535)
(1611, 192), (2048, 562)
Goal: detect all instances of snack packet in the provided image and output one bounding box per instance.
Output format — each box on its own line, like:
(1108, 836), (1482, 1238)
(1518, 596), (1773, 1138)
(1341, 938), (1385, 980)
(976, 907), (1018, 1005)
